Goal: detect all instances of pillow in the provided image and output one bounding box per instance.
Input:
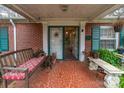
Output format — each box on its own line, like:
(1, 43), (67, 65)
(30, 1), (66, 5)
(33, 49), (45, 58)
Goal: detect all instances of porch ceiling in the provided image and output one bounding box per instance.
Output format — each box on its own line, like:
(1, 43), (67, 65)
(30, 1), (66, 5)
(3, 4), (123, 22)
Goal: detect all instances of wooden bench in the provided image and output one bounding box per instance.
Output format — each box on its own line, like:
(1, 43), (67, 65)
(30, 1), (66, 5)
(88, 57), (124, 88)
(41, 53), (56, 70)
(0, 48), (46, 88)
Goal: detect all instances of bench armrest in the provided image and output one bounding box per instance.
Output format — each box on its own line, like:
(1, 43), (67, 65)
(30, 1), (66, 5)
(2, 67), (28, 71)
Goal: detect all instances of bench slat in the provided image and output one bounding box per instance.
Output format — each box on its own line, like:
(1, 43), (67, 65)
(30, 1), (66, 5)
(16, 52), (22, 65)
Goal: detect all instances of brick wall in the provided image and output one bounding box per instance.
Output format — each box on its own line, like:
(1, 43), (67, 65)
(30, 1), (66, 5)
(85, 23), (92, 51)
(16, 23), (43, 51)
(1, 22), (114, 53)
(0, 23), (43, 52)
(85, 23), (112, 51)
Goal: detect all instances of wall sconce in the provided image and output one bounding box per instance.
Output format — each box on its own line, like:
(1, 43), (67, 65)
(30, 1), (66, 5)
(82, 29), (84, 32)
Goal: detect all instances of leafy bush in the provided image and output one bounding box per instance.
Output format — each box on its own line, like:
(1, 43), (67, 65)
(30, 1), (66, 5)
(98, 49), (124, 88)
(119, 75), (124, 88)
(98, 49), (121, 67)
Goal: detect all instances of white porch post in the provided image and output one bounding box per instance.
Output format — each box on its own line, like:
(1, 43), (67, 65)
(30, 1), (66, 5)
(42, 21), (48, 55)
(115, 32), (119, 49)
(79, 21), (86, 62)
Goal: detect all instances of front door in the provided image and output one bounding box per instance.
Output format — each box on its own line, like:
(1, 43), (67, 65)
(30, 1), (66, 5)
(48, 26), (64, 59)
(48, 26), (79, 60)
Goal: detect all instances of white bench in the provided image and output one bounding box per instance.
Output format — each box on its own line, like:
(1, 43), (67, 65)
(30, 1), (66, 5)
(88, 57), (124, 88)
(114, 53), (124, 65)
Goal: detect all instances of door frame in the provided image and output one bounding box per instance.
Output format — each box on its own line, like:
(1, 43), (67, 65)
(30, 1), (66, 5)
(48, 26), (80, 60)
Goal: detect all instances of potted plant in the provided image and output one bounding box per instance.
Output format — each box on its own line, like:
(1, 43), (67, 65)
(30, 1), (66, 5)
(114, 22), (123, 32)
(33, 49), (45, 57)
(92, 51), (99, 59)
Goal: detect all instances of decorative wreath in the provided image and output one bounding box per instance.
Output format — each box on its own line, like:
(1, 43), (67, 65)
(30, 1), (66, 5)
(54, 32), (59, 37)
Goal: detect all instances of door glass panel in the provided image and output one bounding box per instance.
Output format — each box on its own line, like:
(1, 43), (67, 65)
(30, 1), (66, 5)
(73, 27), (78, 59)
(49, 27), (63, 59)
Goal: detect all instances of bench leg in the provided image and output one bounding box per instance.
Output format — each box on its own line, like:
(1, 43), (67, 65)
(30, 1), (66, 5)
(2, 79), (7, 88)
(25, 70), (29, 88)
(25, 77), (29, 88)
(89, 61), (98, 70)
(49, 63), (53, 70)
(104, 74), (120, 88)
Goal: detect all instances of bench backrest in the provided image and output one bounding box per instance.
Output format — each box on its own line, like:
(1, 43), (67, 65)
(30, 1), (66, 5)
(0, 48), (33, 67)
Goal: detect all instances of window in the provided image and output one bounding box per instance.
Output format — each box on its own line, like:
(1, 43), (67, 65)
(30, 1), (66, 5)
(92, 26), (116, 51)
(0, 27), (9, 51)
(100, 26), (116, 50)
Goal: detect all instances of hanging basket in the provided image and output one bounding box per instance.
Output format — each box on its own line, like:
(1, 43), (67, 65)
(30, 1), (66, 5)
(114, 21), (123, 32)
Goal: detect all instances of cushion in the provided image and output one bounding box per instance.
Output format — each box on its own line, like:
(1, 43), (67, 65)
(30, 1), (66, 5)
(2, 56), (45, 80)
(19, 61), (36, 73)
(2, 71), (25, 80)
(19, 56), (45, 73)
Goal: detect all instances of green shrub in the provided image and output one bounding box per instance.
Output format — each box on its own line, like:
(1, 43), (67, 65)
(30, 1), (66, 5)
(98, 49), (121, 67)
(98, 49), (124, 88)
(119, 75), (124, 88)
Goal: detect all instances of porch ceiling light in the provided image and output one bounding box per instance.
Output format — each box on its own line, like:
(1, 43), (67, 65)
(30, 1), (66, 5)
(60, 5), (69, 12)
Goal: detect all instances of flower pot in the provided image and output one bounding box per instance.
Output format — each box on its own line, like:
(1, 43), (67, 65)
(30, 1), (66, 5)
(92, 52), (99, 59)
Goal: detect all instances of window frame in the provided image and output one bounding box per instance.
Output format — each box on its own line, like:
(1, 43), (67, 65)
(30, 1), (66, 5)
(100, 26), (116, 50)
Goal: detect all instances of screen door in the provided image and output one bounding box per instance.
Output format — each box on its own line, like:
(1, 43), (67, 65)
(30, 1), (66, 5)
(49, 27), (63, 59)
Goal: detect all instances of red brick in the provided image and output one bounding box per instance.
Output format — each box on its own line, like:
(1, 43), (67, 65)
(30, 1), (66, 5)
(12, 61), (104, 88)
(0, 23), (43, 52)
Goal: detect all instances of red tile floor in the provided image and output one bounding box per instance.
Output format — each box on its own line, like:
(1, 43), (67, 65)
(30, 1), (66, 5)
(9, 61), (104, 88)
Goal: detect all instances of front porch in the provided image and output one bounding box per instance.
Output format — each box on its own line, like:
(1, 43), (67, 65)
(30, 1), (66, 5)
(7, 61), (104, 88)
(0, 4), (124, 88)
